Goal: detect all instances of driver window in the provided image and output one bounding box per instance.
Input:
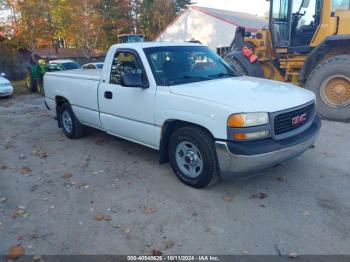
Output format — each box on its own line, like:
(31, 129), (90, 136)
(110, 51), (143, 85)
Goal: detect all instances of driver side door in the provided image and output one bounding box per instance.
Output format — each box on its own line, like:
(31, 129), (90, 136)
(98, 49), (157, 148)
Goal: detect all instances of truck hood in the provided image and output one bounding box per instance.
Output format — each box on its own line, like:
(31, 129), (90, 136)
(169, 76), (315, 113)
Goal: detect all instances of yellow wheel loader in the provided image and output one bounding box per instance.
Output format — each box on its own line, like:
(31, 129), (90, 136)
(224, 0), (350, 122)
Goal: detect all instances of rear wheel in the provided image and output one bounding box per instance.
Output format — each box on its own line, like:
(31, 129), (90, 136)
(58, 103), (85, 139)
(25, 71), (37, 92)
(306, 55), (350, 122)
(168, 126), (220, 189)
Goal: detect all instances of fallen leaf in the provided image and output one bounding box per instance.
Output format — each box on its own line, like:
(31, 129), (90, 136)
(33, 151), (48, 159)
(223, 196), (233, 203)
(152, 250), (162, 256)
(144, 208), (157, 214)
(165, 240), (174, 249)
(251, 192), (268, 200)
(76, 181), (89, 189)
(13, 207), (27, 219)
(240, 250), (249, 255)
(29, 233), (39, 239)
(16, 236), (23, 240)
(0, 165), (7, 170)
(63, 172), (72, 179)
(259, 192), (268, 199)
(95, 213), (111, 221)
(7, 245), (25, 260)
(0, 197), (7, 203)
(79, 160), (89, 168)
(288, 252), (298, 258)
(20, 167), (32, 175)
(276, 176), (286, 182)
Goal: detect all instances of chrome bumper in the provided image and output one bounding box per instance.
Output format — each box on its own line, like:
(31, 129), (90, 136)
(215, 125), (320, 175)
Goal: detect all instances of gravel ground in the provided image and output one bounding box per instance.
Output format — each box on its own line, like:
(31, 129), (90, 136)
(0, 94), (350, 256)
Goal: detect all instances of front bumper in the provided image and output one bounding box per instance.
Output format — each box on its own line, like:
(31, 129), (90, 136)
(216, 116), (321, 175)
(0, 87), (14, 97)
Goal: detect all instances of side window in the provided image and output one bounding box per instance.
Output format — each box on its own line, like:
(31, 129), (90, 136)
(110, 51), (144, 85)
(332, 0), (350, 11)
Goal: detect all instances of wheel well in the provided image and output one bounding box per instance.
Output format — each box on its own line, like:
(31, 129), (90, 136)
(158, 120), (214, 164)
(55, 96), (69, 107)
(300, 37), (350, 83)
(55, 96), (69, 128)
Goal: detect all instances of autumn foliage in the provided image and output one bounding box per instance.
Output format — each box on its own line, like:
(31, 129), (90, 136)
(0, 0), (192, 51)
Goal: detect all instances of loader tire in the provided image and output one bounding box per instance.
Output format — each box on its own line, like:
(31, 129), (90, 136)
(306, 55), (350, 122)
(225, 57), (248, 76)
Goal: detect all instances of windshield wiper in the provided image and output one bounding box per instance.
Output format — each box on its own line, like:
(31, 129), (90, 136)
(183, 75), (212, 80)
(208, 72), (236, 78)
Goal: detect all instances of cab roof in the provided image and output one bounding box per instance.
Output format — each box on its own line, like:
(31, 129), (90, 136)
(111, 41), (203, 49)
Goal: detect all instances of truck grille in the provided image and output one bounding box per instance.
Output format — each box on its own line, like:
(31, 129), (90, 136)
(274, 103), (315, 135)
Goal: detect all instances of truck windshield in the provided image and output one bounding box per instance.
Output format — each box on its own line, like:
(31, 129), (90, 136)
(144, 46), (237, 86)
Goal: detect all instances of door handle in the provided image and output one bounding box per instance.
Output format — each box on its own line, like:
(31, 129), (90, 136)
(104, 91), (113, 99)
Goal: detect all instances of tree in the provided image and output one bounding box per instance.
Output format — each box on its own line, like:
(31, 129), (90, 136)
(173, 0), (192, 14)
(1, 0), (194, 51)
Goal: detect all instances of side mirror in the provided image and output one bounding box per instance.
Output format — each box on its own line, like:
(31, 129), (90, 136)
(121, 72), (148, 88)
(1, 73), (5, 77)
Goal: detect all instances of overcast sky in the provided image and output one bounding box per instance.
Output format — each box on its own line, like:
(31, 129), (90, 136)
(193, 0), (270, 17)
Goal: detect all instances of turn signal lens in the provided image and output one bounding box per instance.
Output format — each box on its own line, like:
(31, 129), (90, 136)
(227, 114), (245, 127)
(234, 130), (270, 140)
(234, 133), (247, 140)
(227, 113), (269, 127)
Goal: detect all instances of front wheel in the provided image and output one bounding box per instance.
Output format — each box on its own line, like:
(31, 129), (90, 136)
(168, 126), (220, 189)
(58, 103), (85, 139)
(306, 55), (350, 122)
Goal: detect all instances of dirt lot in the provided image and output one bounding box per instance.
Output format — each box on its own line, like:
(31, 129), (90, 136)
(0, 92), (350, 256)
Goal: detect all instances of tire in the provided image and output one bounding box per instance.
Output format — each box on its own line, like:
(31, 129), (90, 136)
(224, 57), (248, 75)
(58, 103), (85, 139)
(36, 80), (45, 96)
(306, 55), (350, 122)
(168, 126), (220, 189)
(25, 71), (37, 92)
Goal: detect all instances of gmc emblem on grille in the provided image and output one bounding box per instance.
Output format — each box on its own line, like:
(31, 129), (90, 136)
(292, 113), (307, 126)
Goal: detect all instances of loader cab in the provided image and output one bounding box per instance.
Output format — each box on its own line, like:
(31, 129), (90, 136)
(269, 0), (322, 52)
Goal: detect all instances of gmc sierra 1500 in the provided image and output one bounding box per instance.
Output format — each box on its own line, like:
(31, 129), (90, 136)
(44, 42), (321, 188)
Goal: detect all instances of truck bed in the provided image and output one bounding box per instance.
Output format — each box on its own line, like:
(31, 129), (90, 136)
(44, 69), (102, 129)
(47, 69), (102, 81)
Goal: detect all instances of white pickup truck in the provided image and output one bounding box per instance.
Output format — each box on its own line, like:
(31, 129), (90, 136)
(44, 42), (321, 188)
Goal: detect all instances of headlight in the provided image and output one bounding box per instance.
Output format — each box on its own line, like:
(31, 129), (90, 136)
(0, 83), (11, 87)
(227, 113), (269, 127)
